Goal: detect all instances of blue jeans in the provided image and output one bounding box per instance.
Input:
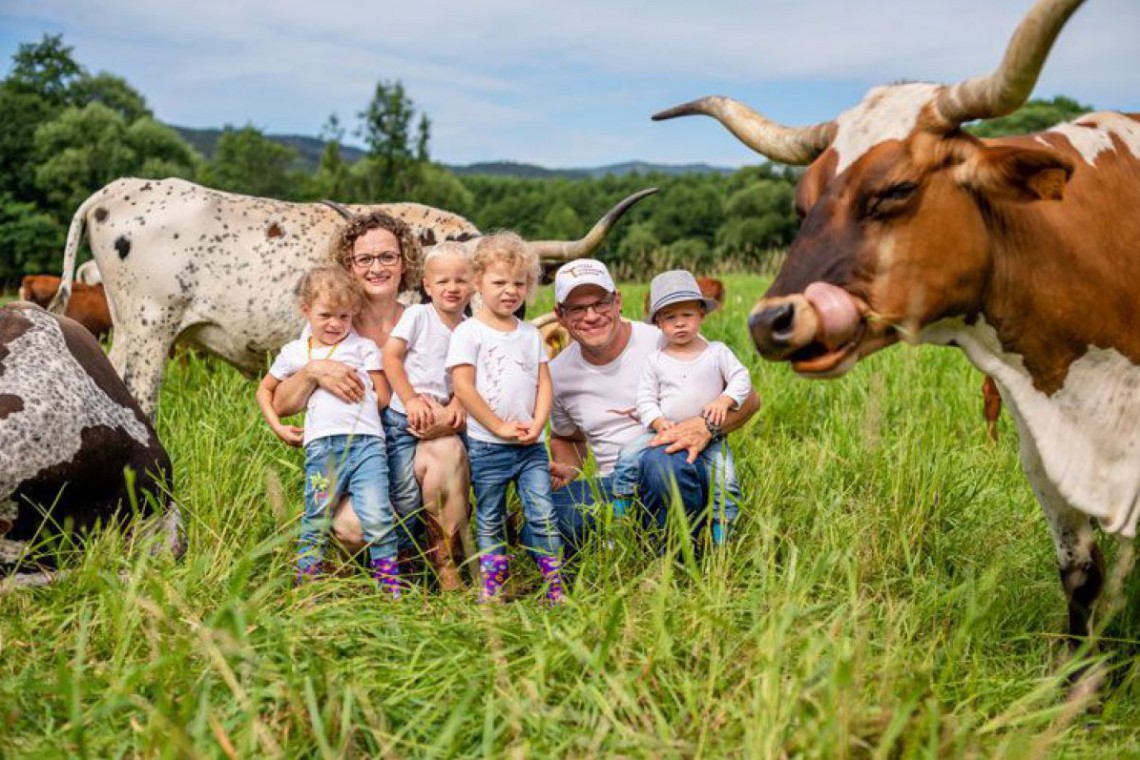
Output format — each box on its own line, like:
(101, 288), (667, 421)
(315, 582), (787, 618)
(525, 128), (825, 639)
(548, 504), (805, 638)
(468, 440), (561, 557)
(301, 434), (397, 569)
(550, 474), (617, 551)
(629, 442), (738, 538)
(381, 408), (423, 554)
(611, 432), (654, 499)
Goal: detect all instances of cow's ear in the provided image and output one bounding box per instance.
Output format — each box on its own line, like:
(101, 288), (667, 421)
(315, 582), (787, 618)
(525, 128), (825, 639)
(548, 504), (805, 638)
(956, 145), (1074, 202)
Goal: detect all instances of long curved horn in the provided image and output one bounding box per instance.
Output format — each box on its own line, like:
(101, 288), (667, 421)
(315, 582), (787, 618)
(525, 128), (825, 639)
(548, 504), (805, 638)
(319, 199), (355, 220)
(527, 187), (659, 262)
(653, 96), (835, 166)
(933, 0), (1086, 128)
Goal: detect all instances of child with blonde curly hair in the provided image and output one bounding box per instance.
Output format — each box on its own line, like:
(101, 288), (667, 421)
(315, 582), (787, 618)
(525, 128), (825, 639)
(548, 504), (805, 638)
(256, 265), (401, 595)
(445, 232), (564, 603)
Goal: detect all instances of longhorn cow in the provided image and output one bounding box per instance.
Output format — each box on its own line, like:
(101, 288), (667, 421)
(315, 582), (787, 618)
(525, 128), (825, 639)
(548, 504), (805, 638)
(656, 0), (1139, 648)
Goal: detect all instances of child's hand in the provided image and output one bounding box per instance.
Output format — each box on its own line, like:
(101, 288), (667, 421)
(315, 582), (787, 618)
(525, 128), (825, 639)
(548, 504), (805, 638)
(445, 397), (466, 430)
(405, 395), (435, 430)
(652, 418), (676, 433)
(493, 419), (522, 441)
(517, 420), (543, 445)
(272, 423), (304, 447)
(702, 397), (733, 427)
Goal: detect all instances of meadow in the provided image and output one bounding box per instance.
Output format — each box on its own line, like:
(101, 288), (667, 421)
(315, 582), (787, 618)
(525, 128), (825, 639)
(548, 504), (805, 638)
(2, 274), (1139, 758)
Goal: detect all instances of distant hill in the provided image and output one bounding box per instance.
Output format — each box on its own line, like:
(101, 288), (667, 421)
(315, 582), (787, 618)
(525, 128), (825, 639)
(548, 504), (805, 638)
(171, 125), (733, 179)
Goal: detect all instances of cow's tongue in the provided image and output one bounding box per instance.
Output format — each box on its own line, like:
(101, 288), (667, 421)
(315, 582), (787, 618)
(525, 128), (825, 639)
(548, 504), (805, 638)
(804, 282), (860, 349)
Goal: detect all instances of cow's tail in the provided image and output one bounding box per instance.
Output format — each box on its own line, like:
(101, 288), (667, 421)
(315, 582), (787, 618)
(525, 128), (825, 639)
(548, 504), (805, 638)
(48, 194), (98, 314)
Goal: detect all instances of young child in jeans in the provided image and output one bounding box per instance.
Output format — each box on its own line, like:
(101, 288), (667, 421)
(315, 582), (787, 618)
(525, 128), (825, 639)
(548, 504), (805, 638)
(255, 266), (401, 595)
(636, 269), (752, 543)
(446, 232), (564, 603)
(382, 242), (473, 591)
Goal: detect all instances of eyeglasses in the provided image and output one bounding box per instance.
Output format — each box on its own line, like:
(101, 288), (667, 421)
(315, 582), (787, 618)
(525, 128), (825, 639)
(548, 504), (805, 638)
(560, 294), (616, 320)
(351, 252), (401, 269)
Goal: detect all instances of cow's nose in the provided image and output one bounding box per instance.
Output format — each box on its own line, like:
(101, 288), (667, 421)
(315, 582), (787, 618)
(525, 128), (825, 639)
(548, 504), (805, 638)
(749, 303), (797, 352)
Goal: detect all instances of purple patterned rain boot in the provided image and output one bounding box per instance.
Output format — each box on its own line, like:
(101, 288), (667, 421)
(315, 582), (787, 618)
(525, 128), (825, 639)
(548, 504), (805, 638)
(294, 562), (322, 586)
(370, 557), (403, 600)
(479, 554), (511, 603)
(534, 555), (565, 605)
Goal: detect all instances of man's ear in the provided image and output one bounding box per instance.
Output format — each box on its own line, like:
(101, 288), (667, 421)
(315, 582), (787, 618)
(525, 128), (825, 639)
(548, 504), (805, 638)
(954, 144), (1074, 202)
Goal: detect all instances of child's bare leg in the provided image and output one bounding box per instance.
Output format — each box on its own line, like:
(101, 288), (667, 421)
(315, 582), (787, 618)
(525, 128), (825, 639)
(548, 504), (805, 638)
(330, 497), (366, 555)
(415, 436), (470, 590)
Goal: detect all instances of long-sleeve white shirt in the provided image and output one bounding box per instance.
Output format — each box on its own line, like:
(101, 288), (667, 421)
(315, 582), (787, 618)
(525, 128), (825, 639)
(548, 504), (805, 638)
(636, 339), (752, 428)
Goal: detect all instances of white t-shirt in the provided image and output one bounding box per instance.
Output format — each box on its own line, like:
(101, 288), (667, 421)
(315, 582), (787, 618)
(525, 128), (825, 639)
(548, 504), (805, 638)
(387, 303), (462, 415)
(637, 339), (752, 427)
(269, 331), (384, 446)
(549, 321), (662, 476)
(445, 317), (548, 444)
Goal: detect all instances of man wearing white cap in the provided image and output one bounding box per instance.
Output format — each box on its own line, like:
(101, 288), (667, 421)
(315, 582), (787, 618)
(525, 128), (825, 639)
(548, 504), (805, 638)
(545, 259), (760, 548)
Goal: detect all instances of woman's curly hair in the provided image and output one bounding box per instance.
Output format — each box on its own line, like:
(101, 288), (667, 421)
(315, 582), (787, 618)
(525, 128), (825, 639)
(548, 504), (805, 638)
(331, 210), (423, 293)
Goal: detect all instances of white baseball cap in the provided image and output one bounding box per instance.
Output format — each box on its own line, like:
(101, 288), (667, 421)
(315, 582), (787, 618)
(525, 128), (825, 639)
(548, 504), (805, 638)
(553, 259), (616, 305)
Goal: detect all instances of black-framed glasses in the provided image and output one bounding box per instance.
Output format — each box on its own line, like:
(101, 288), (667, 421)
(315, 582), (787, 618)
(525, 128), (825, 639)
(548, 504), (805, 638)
(560, 294), (616, 320)
(351, 252), (401, 269)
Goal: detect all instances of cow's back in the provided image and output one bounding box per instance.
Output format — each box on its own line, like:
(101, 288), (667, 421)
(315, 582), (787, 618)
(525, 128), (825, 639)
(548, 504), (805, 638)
(0, 303), (170, 557)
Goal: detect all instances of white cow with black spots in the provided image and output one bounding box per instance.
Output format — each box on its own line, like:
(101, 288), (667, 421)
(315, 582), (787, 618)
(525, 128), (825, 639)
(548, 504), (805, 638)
(0, 303), (183, 591)
(50, 178), (654, 416)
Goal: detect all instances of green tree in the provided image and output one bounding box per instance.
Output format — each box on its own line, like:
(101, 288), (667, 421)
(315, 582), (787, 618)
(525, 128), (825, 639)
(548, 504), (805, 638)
(969, 96), (1092, 137)
(5, 34), (82, 105)
(200, 124), (299, 198)
(313, 113), (353, 200)
(358, 79), (429, 199)
(0, 193), (63, 279)
(69, 72), (152, 123)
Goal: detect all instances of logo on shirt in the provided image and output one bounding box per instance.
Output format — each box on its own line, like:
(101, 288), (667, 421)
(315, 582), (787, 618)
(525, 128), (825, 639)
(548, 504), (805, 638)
(606, 407), (641, 423)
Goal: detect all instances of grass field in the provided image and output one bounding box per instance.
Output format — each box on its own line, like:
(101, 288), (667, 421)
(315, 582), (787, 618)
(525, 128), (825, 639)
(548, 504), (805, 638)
(2, 273), (1139, 757)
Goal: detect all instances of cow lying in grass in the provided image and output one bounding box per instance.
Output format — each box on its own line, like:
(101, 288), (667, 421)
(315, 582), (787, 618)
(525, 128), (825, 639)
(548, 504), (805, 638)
(0, 303), (183, 591)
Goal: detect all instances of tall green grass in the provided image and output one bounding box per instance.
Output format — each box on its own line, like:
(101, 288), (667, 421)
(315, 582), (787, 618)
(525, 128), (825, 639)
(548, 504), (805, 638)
(2, 274), (1138, 757)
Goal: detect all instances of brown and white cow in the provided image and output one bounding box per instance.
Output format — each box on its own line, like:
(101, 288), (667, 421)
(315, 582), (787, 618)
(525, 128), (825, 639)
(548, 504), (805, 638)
(0, 303), (183, 591)
(19, 275), (112, 340)
(655, 0), (1138, 646)
(50, 178), (655, 416)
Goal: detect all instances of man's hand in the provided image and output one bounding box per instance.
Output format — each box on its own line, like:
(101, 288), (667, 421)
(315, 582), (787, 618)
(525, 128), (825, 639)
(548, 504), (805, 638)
(649, 416), (712, 464)
(549, 460), (579, 491)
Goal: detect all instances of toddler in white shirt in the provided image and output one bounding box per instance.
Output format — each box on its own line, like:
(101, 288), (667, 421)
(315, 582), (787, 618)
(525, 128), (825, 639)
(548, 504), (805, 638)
(636, 269), (752, 543)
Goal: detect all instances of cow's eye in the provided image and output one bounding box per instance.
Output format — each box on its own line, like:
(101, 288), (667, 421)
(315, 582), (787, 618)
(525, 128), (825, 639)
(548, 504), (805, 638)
(866, 182), (918, 219)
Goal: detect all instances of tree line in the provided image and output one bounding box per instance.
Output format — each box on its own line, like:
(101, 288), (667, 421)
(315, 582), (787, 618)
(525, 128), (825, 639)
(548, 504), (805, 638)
(0, 35), (1092, 286)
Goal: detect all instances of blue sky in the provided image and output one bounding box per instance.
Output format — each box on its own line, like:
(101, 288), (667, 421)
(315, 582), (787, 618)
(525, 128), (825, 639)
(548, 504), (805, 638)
(2, 0), (1136, 169)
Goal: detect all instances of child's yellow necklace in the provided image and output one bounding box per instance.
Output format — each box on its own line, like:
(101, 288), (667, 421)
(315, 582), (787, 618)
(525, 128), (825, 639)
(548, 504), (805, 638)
(307, 337), (339, 362)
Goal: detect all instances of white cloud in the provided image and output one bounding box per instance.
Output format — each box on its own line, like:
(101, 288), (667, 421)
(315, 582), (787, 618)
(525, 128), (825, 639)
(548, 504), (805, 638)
(2, 0), (1136, 166)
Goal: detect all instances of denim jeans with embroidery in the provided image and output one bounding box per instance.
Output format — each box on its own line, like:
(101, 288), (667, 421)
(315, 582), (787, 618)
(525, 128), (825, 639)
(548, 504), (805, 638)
(301, 434), (396, 570)
(468, 440), (561, 556)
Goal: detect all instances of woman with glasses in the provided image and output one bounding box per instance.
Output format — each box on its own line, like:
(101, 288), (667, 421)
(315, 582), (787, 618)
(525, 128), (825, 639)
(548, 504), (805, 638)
(271, 211), (471, 588)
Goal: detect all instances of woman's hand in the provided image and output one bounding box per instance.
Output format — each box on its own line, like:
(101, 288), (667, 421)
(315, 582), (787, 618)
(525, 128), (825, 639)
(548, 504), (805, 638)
(307, 359), (364, 403)
(270, 422), (305, 447)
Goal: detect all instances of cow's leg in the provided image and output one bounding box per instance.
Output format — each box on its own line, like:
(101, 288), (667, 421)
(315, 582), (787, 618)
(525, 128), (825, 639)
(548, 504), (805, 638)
(1018, 434), (1104, 646)
(107, 323), (177, 417)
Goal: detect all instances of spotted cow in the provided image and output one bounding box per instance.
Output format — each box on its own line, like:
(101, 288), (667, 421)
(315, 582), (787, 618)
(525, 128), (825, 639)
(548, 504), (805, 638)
(50, 178), (655, 415)
(656, 0), (1139, 647)
(0, 303), (182, 590)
